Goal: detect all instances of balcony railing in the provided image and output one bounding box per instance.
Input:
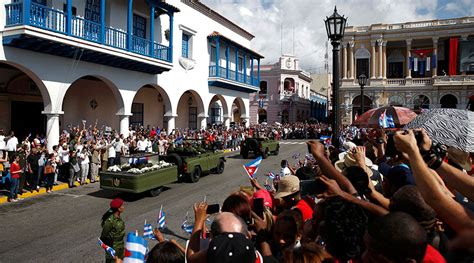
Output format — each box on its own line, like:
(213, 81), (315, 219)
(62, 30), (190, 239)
(209, 65), (258, 87)
(386, 78), (406, 85)
(412, 77), (433, 85)
(5, 2), (171, 63)
(434, 75), (474, 84)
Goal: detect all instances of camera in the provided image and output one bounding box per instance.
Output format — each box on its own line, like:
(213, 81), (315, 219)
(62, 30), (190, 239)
(385, 130), (423, 157)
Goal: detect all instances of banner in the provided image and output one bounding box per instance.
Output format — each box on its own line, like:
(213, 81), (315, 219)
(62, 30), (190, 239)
(449, 37), (459, 75)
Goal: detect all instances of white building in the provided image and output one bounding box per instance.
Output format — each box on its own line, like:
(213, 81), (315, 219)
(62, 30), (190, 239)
(0, 0), (263, 151)
(249, 55), (312, 124)
(340, 16), (474, 125)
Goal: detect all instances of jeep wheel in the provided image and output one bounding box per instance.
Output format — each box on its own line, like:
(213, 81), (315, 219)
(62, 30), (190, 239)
(262, 148), (269, 159)
(241, 151), (249, 159)
(188, 166), (201, 183)
(216, 159), (225, 174)
(274, 146), (280, 155)
(149, 187), (163, 197)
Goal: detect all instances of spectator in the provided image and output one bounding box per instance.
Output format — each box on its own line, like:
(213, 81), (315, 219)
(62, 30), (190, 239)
(8, 154), (21, 202)
(44, 153), (56, 193)
(100, 198), (125, 262)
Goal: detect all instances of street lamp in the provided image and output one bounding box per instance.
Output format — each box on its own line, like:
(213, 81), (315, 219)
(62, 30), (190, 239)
(358, 74), (367, 114)
(325, 6), (347, 147)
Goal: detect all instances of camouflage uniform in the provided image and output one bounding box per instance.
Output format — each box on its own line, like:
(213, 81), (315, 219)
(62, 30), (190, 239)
(100, 214), (125, 262)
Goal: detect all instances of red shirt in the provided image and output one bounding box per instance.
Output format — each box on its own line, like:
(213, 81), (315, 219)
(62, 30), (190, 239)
(422, 245), (446, 263)
(10, 162), (21, 179)
(295, 199), (314, 222)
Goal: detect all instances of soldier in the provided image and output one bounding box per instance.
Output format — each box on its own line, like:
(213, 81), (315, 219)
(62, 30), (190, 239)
(100, 198), (125, 262)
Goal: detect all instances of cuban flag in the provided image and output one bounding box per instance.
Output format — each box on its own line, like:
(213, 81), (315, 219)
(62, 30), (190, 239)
(98, 238), (116, 258)
(320, 135), (332, 146)
(143, 220), (155, 240)
(243, 156), (262, 179)
(157, 205), (166, 229)
(386, 114), (395, 128)
(379, 110), (388, 128)
(124, 233), (148, 263)
(266, 172), (276, 180)
(181, 212), (194, 234)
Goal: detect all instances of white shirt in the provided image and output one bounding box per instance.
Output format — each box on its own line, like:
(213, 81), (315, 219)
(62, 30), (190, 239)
(280, 167), (292, 178)
(6, 136), (18, 151)
(113, 140), (123, 152)
(59, 147), (69, 163)
(108, 145), (116, 159)
(146, 140), (152, 153)
(137, 140), (147, 151)
(0, 135), (5, 150)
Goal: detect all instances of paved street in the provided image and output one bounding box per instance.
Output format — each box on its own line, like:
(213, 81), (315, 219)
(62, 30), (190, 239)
(0, 141), (307, 262)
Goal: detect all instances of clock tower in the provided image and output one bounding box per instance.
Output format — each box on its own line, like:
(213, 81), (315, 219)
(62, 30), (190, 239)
(279, 55), (299, 71)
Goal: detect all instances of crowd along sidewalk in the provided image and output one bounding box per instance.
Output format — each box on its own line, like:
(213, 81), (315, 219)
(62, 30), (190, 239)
(0, 179), (96, 204)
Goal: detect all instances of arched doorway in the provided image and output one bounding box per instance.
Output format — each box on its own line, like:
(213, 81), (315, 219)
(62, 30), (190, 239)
(232, 97), (246, 125)
(208, 95), (229, 126)
(388, 95), (404, 107)
(131, 85), (171, 130)
(352, 95), (372, 117)
(0, 62), (50, 140)
(413, 95), (430, 110)
(440, 94), (458, 109)
(62, 76), (124, 131)
(176, 90), (205, 130)
(258, 109), (267, 123)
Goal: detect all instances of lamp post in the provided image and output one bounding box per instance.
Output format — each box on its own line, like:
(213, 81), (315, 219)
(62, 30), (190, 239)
(325, 6), (347, 147)
(358, 74), (367, 114)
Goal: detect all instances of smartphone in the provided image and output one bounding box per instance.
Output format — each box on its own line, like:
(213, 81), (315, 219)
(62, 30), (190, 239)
(253, 198), (265, 219)
(206, 204), (220, 214)
(385, 132), (399, 157)
(300, 179), (326, 196)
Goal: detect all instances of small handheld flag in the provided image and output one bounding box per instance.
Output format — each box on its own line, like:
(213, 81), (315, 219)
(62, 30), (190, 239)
(320, 135), (332, 146)
(291, 152), (301, 160)
(157, 205), (166, 229)
(266, 172), (276, 180)
(124, 232), (148, 263)
(98, 238), (116, 258)
(143, 220), (155, 240)
(243, 156), (263, 179)
(379, 110), (389, 128)
(181, 212), (193, 234)
(386, 114), (395, 128)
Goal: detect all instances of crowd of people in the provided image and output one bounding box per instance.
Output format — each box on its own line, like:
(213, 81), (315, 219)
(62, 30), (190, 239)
(0, 122), (333, 202)
(100, 127), (473, 263)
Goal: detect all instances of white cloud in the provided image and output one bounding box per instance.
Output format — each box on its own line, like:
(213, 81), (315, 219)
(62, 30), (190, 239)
(201, 0), (444, 72)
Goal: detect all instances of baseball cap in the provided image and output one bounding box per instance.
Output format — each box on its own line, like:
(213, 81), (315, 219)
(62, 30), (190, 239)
(274, 175), (300, 199)
(110, 198), (124, 209)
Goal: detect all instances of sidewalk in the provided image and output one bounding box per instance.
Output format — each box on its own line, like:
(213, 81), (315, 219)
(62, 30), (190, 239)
(0, 179), (96, 204)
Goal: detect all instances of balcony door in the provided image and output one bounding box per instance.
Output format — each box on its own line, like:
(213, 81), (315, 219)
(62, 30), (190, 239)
(84, 0), (101, 41)
(132, 14), (147, 54)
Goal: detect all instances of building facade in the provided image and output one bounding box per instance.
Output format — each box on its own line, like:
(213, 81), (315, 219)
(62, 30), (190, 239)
(340, 17), (474, 125)
(1, 0), (262, 151)
(249, 55), (312, 124)
(310, 73), (331, 122)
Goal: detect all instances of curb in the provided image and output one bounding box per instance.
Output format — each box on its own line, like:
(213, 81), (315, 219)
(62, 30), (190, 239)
(0, 178), (98, 204)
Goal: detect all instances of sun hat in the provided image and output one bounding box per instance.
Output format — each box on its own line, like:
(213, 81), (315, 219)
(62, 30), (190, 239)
(274, 175), (300, 199)
(335, 151), (373, 177)
(342, 141), (357, 151)
(207, 232), (256, 263)
(110, 198), (124, 209)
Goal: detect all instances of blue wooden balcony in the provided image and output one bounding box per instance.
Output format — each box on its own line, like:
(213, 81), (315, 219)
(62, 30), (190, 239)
(3, 1), (177, 74)
(209, 65), (258, 86)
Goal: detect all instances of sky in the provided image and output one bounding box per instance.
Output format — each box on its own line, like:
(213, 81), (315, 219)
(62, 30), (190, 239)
(201, 0), (474, 72)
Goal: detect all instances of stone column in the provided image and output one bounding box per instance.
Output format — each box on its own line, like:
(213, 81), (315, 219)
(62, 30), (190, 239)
(378, 39), (383, 79)
(44, 113), (61, 153)
(224, 116), (231, 128)
(349, 41), (355, 79)
(432, 37), (438, 77)
(406, 39), (412, 79)
(199, 115), (208, 129)
(166, 115), (176, 134)
(119, 115), (130, 137)
(342, 42), (347, 79)
(382, 41), (387, 79)
(370, 40), (376, 79)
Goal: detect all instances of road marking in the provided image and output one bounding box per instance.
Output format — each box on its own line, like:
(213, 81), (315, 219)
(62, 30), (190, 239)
(51, 192), (84, 198)
(280, 142), (306, 145)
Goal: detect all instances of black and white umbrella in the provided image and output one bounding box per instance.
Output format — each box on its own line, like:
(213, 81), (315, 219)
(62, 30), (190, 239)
(405, 109), (474, 152)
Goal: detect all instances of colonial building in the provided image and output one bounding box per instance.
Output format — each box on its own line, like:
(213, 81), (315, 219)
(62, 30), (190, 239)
(310, 72), (331, 122)
(249, 55), (312, 124)
(0, 0), (262, 151)
(340, 16), (474, 125)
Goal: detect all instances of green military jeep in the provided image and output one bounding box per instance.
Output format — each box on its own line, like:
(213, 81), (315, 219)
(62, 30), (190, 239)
(240, 137), (279, 159)
(100, 153), (178, 197)
(165, 140), (226, 183)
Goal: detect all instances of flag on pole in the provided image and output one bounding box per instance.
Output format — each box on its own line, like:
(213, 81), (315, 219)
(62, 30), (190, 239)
(98, 238), (116, 258)
(379, 110), (387, 128)
(143, 220), (155, 240)
(243, 156), (263, 179)
(157, 206), (166, 229)
(319, 135), (332, 146)
(266, 172), (276, 180)
(124, 232), (148, 263)
(181, 212), (194, 234)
